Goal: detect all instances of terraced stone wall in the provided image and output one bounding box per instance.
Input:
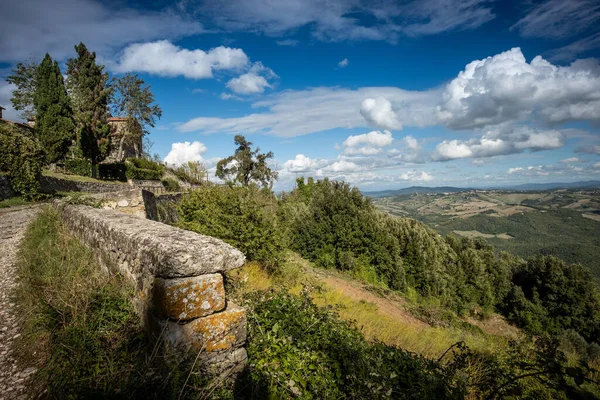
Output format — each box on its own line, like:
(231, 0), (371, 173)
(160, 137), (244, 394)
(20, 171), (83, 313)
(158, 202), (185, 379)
(57, 204), (247, 372)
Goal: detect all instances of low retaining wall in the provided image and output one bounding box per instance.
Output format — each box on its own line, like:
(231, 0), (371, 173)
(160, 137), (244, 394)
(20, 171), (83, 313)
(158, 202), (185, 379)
(0, 176), (14, 200)
(57, 204), (247, 372)
(142, 190), (183, 224)
(40, 175), (128, 194)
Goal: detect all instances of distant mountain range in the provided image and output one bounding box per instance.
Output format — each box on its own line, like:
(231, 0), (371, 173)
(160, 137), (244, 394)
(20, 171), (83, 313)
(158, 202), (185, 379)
(364, 181), (600, 198)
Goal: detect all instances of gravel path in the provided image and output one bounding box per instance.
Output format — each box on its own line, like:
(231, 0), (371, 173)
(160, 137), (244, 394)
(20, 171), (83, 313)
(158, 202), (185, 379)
(0, 206), (39, 400)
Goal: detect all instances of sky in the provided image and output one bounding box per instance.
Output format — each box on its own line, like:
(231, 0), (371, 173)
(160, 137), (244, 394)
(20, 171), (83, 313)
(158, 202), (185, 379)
(1, 0), (600, 190)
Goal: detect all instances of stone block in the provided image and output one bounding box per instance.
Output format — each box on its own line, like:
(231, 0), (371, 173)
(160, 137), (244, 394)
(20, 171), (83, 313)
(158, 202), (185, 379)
(160, 303), (246, 352)
(154, 274), (225, 321)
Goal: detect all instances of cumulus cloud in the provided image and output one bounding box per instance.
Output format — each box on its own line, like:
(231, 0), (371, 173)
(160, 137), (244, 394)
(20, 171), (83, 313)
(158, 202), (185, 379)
(338, 58), (349, 68)
(507, 162), (597, 178)
(577, 144), (600, 155)
(163, 141), (207, 166)
(113, 40), (249, 79)
(0, 0), (203, 63)
(282, 154), (327, 173)
(360, 97), (403, 130)
(399, 170), (433, 182)
(560, 157), (583, 163)
(226, 62), (277, 94)
(432, 127), (565, 161)
(320, 160), (362, 173)
(437, 47), (600, 129)
(343, 130), (393, 155)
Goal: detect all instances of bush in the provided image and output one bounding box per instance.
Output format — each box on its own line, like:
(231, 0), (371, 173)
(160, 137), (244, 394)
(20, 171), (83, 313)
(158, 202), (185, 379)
(98, 163), (126, 181)
(63, 158), (92, 177)
(0, 123), (45, 199)
(125, 157), (164, 180)
(243, 289), (467, 399)
(177, 185), (284, 269)
(161, 178), (181, 192)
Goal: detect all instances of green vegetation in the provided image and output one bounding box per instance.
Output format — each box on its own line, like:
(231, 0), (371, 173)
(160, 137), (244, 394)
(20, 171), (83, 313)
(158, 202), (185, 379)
(170, 161), (206, 185)
(125, 157), (165, 180)
(0, 197), (32, 208)
(161, 177), (181, 192)
(0, 122), (45, 199)
(34, 53), (74, 163)
(5, 58), (38, 120)
(63, 157), (92, 176)
(216, 135), (278, 188)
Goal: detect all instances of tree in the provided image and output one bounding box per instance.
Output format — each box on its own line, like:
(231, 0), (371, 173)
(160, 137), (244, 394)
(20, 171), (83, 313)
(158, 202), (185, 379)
(6, 58), (38, 120)
(33, 54), (75, 163)
(216, 135), (278, 188)
(110, 73), (162, 158)
(66, 43), (111, 178)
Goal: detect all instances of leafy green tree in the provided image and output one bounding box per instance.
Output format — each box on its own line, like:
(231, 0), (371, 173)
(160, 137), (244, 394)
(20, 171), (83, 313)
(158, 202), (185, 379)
(216, 135), (278, 188)
(66, 43), (111, 178)
(110, 73), (162, 158)
(6, 58), (38, 120)
(33, 54), (75, 163)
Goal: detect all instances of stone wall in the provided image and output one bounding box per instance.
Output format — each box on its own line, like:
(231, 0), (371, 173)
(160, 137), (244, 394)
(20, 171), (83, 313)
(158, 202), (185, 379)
(40, 175), (128, 194)
(142, 190), (183, 224)
(57, 204), (247, 372)
(0, 176), (14, 200)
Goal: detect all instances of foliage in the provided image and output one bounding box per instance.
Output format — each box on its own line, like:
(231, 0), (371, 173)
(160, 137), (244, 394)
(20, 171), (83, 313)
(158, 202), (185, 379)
(216, 135), (278, 188)
(110, 73), (162, 158)
(125, 157), (165, 180)
(33, 53), (75, 163)
(98, 162), (126, 180)
(63, 157), (91, 177)
(15, 208), (238, 399)
(5, 58), (38, 120)
(162, 178), (181, 192)
(66, 42), (112, 176)
(502, 255), (600, 342)
(178, 185), (284, 269)
(171, 161), (206, 185)
(242, 289), (467, 399)
(0, 123), (44, 199)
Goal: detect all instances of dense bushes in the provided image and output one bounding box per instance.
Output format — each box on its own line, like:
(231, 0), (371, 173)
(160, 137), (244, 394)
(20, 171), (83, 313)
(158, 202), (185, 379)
(178, 185), (284, 269)
(98, 162), (126, 180)
(243, 290), (467, 399)
(0, 123), (45, 199)
(125, 157), (164, 180)
(63, 158), (91, 176)
(161, 178), (180, 192)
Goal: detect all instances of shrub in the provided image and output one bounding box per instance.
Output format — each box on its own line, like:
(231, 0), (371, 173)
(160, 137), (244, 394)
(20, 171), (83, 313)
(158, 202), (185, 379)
(0, 122), (45, 199)
(177, 185), (284, 269)
(125, 157), (164, 180)
(243, 289), (467, 399)
(170, 161), (205, 185)
(63, 158), (92, 177)
(98, 162), (126, 181)
(161, 178), (181, 192)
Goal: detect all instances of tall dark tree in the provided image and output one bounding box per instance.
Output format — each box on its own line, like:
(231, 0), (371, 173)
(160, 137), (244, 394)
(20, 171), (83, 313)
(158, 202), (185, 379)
(110, 73), (162, 158)
(66, 43), (111, 177)
(6, 58), (38, 120)
(33, 54), (75, 163)
(216, 135), (278, 188)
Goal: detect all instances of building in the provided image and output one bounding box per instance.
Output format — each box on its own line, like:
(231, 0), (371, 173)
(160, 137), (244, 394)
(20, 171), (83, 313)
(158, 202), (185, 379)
(0, 106), (4, 120)
(104, 117), (142, 162)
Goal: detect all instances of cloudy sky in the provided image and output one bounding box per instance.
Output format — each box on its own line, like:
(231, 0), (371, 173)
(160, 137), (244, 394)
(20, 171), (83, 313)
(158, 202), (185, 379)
(1, 0), (600, 190)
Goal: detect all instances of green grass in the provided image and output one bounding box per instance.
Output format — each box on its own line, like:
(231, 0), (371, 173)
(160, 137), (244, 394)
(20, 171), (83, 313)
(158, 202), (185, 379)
(0, 196), (31, 208)
(43, 169), (126, 184)
(14, 207), (236, 399)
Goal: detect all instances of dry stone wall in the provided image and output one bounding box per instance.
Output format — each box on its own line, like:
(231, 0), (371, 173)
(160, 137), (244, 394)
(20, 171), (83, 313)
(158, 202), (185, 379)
(57, 204), (247, 372)
(40, 175), (128, 194)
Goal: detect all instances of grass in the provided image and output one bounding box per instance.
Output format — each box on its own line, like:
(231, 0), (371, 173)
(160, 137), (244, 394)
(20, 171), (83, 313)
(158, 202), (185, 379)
(14, 207), (236, 399)
(227, 252), (514, 360)
(43, 169), (126, 184)
(0, 196), (32, 208)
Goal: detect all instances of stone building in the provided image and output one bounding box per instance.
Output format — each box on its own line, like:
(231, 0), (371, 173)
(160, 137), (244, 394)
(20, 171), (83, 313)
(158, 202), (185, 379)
(105, 117), (142, 162)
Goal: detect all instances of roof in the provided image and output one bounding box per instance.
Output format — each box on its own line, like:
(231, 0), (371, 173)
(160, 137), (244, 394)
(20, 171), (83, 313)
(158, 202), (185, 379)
(0, 106), (5, 110)
(108, 117), (127, 122)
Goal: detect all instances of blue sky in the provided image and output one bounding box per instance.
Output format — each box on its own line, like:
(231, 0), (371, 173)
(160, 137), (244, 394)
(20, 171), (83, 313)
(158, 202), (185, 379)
(1, 0), (600, 190)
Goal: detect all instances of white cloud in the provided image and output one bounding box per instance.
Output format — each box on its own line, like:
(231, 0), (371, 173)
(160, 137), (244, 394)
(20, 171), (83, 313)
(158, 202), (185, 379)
(399, 170), (433, 182)
(506, 162), (597, 178)
(560, 157), (583, 163)
(226, 62), (277, 94)
(511, 0), (600, 39)
(343, 130), (393, 155)
(276, 39), (299, 46)
(338, 58), (349, 68)
(432, 127), (565, 161)
(547, 32), (600, 61)
(437, 47), (600, 129)
(282, 154), (327, 173)
(321, 160), (362, 173)
(0, 0), (203, 63)
(113, 40), (249, 79)
(360, 97), (403, 130)
(163, 141), (207, 166)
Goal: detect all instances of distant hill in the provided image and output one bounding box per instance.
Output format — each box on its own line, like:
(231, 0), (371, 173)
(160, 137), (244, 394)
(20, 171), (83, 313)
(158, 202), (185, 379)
(501, 181), (600, 191)
(365, 186), (469, 198)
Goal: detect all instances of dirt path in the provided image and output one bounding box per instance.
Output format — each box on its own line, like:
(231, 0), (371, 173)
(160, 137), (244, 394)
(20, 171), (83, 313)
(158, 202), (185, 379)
(0, 206), (39, 400)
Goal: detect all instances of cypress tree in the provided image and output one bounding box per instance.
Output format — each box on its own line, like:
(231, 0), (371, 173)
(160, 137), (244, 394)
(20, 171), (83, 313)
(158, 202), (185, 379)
(66, 43), (111, 178)
(33, 54), (75, 163)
